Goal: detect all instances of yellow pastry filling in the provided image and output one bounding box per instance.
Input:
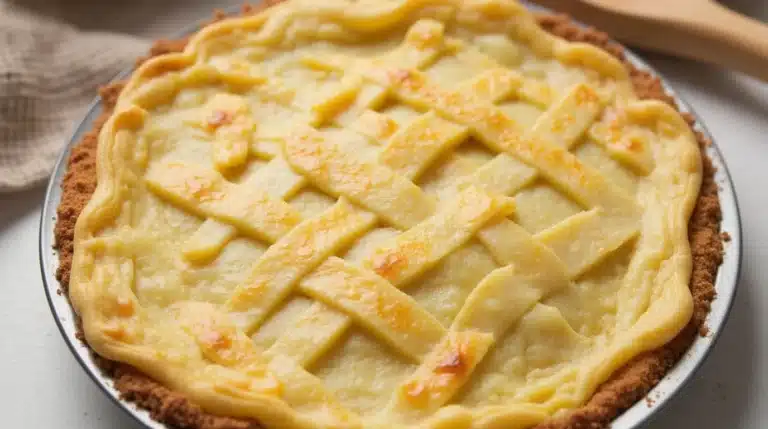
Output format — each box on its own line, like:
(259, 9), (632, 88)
(69, 0), (702, 428)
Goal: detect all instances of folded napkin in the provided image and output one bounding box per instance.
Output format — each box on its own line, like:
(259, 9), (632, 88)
(0, 0), (242, 192)
(0, 4), (143, 191)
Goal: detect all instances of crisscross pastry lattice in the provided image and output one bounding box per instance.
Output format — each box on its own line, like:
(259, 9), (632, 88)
(69, 1), (703, 428)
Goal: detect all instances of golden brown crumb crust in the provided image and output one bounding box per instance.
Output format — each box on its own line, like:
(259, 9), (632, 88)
(53, 6), (723, 429)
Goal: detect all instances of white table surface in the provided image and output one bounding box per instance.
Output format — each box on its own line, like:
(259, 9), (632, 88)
(1, 1), (766, 427)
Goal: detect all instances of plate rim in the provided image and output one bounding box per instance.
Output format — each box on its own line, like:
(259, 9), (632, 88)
(38, 3), (743, 429)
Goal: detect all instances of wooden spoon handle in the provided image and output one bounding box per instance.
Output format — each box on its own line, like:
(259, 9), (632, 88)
(668, 1), (768, 81)
(532, 0), (768, 81)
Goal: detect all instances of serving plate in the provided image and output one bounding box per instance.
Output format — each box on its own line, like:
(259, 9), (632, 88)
(39, 2), (743, 428)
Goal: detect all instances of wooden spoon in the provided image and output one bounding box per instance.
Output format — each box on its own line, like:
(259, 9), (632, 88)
(530, 0), (768, 82)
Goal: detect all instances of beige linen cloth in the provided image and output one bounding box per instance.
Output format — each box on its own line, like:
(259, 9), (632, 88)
(0, 0), (238, 192)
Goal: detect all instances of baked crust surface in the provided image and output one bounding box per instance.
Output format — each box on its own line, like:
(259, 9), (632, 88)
(54, 3), (723, 429)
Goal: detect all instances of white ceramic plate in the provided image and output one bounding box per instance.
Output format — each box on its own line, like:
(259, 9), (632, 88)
(39, 3), (742, 428)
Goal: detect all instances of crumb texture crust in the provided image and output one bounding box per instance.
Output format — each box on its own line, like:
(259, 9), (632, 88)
(61, 1), (712, 429)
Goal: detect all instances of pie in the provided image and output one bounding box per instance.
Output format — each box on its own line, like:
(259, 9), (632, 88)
(54, 1), (724, 428)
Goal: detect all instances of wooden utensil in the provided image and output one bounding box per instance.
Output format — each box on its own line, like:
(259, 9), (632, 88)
(530, 0), (768, 82)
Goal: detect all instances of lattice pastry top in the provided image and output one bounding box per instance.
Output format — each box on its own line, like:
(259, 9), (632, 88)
(69, 0), (702, 428)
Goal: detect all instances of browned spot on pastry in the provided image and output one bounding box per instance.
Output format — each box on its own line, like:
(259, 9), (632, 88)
(115, 297), (135, 317)
(404, 380), (427, 397)
(435, 350), (468, 375)
(201, 330), (233, 351)
(389, 69), (413, 84)
(435, 337), (473, 376)
(53, 6), (723, 429)
(371, 251), (409, 280)
(207, 110), (234, 129)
